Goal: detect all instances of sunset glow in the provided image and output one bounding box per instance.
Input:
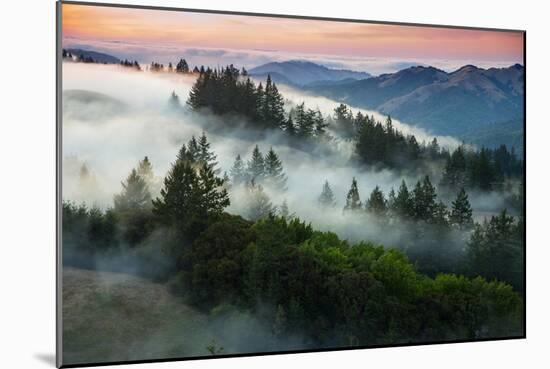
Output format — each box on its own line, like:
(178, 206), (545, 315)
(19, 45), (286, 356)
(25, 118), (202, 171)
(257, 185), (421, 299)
(62, 3), (524, 71)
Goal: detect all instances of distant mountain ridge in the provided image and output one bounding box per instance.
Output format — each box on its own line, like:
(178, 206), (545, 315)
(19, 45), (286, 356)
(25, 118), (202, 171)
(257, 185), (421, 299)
(306, 63), (524, 144)
(249, 60), (371, 86)
(65, 48), (121, 64)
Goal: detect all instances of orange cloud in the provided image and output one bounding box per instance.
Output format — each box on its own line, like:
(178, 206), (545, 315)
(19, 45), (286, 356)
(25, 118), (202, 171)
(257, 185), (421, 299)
(62, 3), (523, 61)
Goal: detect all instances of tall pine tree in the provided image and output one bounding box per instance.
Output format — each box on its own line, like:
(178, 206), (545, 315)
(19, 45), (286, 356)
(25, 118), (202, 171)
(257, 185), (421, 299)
(449, 188), (473, 229)
(366, 186), (387, 215)
(230, 154), (247, 185)
(114, 168), (152, 212)
(263, 147), (287, 190)
(247, 145), (265, 181)
(344, 177), (362, 212)
(318, 180), (336, 208)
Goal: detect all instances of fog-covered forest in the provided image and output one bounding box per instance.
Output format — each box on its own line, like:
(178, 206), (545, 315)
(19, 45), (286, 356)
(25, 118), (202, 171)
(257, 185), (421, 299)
(62, 60), (524, 364)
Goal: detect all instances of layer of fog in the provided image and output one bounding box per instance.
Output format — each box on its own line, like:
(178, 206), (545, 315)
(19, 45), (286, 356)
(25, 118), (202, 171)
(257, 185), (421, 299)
(62, 63), (510, 248)
(64, 39), (522, 75)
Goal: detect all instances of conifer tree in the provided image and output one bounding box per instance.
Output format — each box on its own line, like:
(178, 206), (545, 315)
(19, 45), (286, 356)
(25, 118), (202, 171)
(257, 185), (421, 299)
(169, 91), (180, 108)
(114, 169), (152, 212)
(230, 154), (247, 185)
(393, 180), (414, 219)
(247, 145), (265, 181)
(387, 188), (396, 211)
(187, 136), (201, 163)
(153, 160), (229, 240)
(198, 132), (218, 172)
(282, 115), (296, 136)
(412, 176), (438, 222)
(366, 186), (387, 215)
(440, 145), (467, 190)
(333, 103), (355, 138)
(428, 137), (440, 158)
(176, 58), (189, 73)
(244, 180), (274, 221)
(449, 188), (474, 229)
(137, 156), (155, 187)
(313, 109), (328, 137)
(294, 104), (315, 137)
(344, 177), (362, 212)
(433, 201), (449, 227)
(279, 200), (295, 219)
(318, 180), (336, 208)
(264, 147), (287, 190)
(256, 83), (265, 122)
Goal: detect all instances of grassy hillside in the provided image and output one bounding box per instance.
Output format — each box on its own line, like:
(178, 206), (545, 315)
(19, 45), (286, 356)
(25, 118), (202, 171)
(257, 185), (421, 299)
(62, 267), (211, 365)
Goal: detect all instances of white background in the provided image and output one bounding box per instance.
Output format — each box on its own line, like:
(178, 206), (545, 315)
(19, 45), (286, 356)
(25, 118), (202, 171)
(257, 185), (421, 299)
(0, 0), (548, 368)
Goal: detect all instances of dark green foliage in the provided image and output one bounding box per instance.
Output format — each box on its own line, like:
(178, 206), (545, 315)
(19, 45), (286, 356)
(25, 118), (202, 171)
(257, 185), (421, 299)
(412, 176), (438, 222)
(232, 218), (522, 345)
(318, 180), (336, 208)
(152, 159), (230, 245)
(62, 201), (119, 256)
(187, 67), (285, 130)
(263, 148), (287, 190)
(260, 75), (286, 129)
(366, 186), (387, 216)
(391, 180), (414, 219)
(291, 103), (318, 138)
(355, 113), (430, 169)
(247, 145), (265, 182)
(440, 145), (468, 189)
(198, 131), (218, 171)
(467, 210), (524, 291)
(449, 188), (474, 229)
(282, 115), (296, 135)
(332, 103), (355, 139)
(344, 177), (362, 212)
(182, 214), (255, 306)
(440, 144), (522, 192)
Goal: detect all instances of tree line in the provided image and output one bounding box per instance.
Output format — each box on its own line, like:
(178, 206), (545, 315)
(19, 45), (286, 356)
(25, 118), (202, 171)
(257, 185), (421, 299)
(184, 64), (522, 191)
(63, 133), (523, 347)
(334, 176), (473, 230)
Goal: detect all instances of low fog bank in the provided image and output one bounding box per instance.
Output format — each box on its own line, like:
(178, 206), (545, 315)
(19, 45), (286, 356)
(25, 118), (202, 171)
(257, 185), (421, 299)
(62, 63), (514, 245)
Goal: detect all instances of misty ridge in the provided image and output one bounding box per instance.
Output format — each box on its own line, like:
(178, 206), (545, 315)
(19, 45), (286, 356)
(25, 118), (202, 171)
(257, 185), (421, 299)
(61, 59), (524, 362)
(62, 60), (523, 281)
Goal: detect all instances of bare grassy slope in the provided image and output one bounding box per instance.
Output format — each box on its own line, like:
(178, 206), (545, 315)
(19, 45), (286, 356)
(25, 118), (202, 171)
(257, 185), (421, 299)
(62, 267), (210, 365)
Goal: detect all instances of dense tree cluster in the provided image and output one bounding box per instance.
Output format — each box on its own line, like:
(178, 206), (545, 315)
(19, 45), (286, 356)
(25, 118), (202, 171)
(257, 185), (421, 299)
(120, 59), (141, 71)
(177, 216), (522, 345)
(230, 145), (287, 190)
(339, 176), (473, 230)
(440, 144), (522, 192)
(150, 62), (165, 72)
(467, 210), (524, 291)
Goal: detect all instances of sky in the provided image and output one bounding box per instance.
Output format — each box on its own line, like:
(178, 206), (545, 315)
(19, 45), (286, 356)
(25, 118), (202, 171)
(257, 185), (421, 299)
(62, 3), (524, 75)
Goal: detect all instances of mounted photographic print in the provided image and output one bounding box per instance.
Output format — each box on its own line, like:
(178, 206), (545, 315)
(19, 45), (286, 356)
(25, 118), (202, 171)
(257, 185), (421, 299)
(57, 1), (526, 367)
